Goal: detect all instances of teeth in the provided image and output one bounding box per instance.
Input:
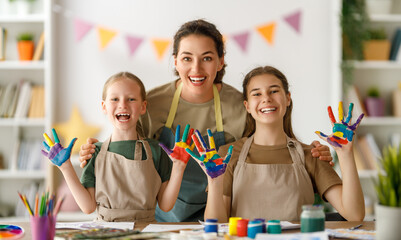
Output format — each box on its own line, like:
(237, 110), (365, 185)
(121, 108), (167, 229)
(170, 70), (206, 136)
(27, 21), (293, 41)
(189, 77), (206, 82)
(261, 108), (276, 113)
(116, 113), (130, 117)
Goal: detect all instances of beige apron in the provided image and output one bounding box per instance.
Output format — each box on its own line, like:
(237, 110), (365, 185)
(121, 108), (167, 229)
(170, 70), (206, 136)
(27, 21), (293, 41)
(95, 136), (161, 222)
(231, 135), (314, 221)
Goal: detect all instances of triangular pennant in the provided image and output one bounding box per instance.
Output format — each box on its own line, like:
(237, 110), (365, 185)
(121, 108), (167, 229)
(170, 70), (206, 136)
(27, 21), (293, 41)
(74, 18), (93, 42)
(151, 38), (171, 60)
(222, 34), (228, 44)
(125, 35), (144, 57)
(232, 31), (250, 52)
(284, 10), (302, 34)
(256, 22), (276, 45)
(97, 26), (118, 50)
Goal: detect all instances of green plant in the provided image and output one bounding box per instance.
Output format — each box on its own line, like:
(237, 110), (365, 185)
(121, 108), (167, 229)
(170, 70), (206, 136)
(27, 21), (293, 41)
(367, 86), (380, 97)
(375, 145), (401, 207)
(367, 28), (387, 40)
(17, 33), (33, 41)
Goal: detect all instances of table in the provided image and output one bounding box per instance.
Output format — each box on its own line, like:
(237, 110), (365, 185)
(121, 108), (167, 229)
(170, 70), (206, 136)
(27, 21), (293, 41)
(0, 221), (374, 239)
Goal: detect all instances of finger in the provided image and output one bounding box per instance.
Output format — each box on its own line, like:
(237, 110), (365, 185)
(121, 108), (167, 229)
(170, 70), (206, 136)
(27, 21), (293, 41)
(315, 131), (329, 142)
(159, 143), (173, 155)
(194, 130), (207, 151)
(67, 138), (77, 151)
(223, 145), (233, 164)
(327, 106), (336, 125)
(338, 101), (344, 122)
(189, 142), (195, 151)
(311, 140), (322, 148)
(42, 141), (50, 151)
(344, 103), (354, 124)
(329, 161), (335, 167)
(80, 160), (88, 168)
(192, 133), (204, 153)
(43, 133), (54, 147)
(186, 128), (194, 146)
(175, 125), (181, 143)
(41, 149), (49, 157)
(182, 124), (190, 143)
(87, 138), (99, 144)
(350, 113), (364, 130)
(52, 128), (60, 144)
(186, 148), (201, 161)
(207, 129), (216, 150)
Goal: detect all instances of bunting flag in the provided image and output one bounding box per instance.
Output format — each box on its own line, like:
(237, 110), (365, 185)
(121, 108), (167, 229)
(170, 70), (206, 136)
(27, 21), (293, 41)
(74, 18), (93, 42)
(232, 31), (250, 52)
(284, 10), (302, 34)
(97, 26), (118, 50)
(256, 22), (276, 45)
(151, 38), (171, 61)
(126, 35), (144, 57)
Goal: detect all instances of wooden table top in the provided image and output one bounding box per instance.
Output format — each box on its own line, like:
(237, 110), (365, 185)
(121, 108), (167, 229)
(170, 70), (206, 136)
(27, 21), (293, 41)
(0, 221), (374, 239)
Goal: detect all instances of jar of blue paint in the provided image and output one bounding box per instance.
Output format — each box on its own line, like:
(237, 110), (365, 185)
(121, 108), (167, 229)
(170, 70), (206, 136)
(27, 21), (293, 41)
(247, 220), (263, 239)
(267, 220), (281, 234)
(300, 205), (325, 233)
(204, 218), (218, 233)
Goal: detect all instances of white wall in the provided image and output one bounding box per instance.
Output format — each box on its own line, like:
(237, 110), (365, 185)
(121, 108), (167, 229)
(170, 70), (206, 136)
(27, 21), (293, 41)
(53, 0), (340, 144)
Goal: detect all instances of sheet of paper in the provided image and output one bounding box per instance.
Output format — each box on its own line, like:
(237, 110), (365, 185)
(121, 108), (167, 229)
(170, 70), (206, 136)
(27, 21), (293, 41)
(141, 224), (204, 232)
(255, 231), (328, 240)
(56, 221), (135, 230)
(280, 221), (300, 230)
(325, 228), (375, 240)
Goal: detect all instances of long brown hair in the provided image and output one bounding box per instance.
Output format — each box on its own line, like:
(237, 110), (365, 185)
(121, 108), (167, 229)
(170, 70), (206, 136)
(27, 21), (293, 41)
(172, 19), (226, 84)
(242, 66), (296, 139)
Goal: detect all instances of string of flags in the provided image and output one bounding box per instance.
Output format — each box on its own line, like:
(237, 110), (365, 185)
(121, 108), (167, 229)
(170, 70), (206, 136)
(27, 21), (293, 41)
(72, 9), (302, 60)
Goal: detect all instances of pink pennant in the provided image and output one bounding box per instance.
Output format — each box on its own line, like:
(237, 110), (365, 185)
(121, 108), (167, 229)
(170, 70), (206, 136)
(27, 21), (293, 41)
(125, 35), (144, 57)
(74, 18), (93, 42)
(232, 31), (250, 53)
(284, 10), (302, 34)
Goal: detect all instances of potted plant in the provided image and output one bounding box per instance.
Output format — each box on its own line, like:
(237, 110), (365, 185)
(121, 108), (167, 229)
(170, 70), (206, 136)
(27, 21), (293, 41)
(375, 144), (401, 239)
(17, 32), (34, 61)
(364, 86), (385, 116)
(363, 28), (391, 60)
(8, 0), (36, 15)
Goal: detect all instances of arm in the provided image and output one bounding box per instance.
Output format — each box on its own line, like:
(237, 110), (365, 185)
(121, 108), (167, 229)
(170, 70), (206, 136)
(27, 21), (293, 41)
(186, 129), (232, 222)
(316, 102), (365, 221)
(78, 138), (99, 168)
(42, 129), (97, 214)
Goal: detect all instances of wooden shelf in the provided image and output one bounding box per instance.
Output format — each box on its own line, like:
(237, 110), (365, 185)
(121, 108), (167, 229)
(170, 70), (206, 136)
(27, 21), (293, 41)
(369, 14), (401, 22)
(0, 118), (46, 127)
(0, 170), (46, 179)
(0, 61), (45, 70)
(0, 14), (45, 23)
(347, 61), (401, 69)
(360, 117), (401, 126)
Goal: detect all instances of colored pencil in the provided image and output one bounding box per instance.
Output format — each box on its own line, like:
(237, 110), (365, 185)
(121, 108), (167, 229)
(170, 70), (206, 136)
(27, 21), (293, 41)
(35, 193), (39, 216)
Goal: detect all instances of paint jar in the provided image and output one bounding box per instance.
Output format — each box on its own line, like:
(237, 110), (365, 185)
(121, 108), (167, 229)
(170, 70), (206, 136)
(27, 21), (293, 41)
(247, 220), (263, 239)
(300, 205), (325, 232)
(204, 219), (218, 233)
(228, 217), (242, 236)
(254, 218), (266, 233)
(267, 220), (281, 234)
(236, 219), (249, 237)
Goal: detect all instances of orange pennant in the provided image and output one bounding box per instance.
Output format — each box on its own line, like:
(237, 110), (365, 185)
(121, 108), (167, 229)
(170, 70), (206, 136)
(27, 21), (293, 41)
(256, 22), (276, 45)
(97, 26), (118, 50)
(151, 38), (171, 60)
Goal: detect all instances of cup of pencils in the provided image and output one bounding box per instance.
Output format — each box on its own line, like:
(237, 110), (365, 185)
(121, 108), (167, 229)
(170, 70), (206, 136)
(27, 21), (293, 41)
(18, 191), (64, 240)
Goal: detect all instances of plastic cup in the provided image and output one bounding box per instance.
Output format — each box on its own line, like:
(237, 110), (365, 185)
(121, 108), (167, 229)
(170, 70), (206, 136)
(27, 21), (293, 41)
(30, 215), (56, 240)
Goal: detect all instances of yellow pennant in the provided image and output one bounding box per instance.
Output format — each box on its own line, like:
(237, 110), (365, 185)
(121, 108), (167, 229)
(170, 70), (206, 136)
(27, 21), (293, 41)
(151, 38), (171, 60)
(97, 26), (118, 50)
(256, 22), (276, 45)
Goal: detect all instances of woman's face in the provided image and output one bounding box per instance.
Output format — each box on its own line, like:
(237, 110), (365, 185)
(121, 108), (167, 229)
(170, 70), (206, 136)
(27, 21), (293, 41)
(244, 74), (291, 126)
(174, 34), (224, 103)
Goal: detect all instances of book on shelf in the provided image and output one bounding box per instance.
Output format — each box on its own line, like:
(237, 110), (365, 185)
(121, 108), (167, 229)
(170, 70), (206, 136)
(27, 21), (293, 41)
(0, 81), (17, 118)
(17, 139), (43, 170)
(356, 134), (381, 170)
(0, 27), (7, 61)
(28, 85), (45, 118)
(353, 142), (368, 171)
(14, 81), (32, 118)
(346, 85), (368, 117)
(389, 28), (401, 61)
(33, 32), (44, 61)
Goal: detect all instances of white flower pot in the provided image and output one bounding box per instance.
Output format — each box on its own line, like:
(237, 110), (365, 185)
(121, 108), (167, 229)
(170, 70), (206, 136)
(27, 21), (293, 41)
(366, 0), (393, 15)
(375, 204), (401, 240)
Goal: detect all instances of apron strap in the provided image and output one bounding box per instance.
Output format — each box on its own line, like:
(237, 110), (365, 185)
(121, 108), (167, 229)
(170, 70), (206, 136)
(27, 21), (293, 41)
(97, 136), (111, 160)
(164, 82), (224, 132)
(238, 135), (254, 163)
(286, 136), (306, 165)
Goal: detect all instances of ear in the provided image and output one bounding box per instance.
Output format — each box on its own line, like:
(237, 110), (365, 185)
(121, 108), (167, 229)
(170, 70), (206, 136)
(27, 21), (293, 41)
(217, 56), (225, 71)
(174, 55), (177, 67)
(286, 92), (291, 107)
(244, 100), (251, 114)
(101, 101), (107, 114)
(140, 100), (147, 115)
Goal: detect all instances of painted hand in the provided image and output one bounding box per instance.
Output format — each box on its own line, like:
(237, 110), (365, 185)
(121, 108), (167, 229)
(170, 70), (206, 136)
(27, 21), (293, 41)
(159, 124), (195, 164)
(315, 102), (364, 148)
(186, 129), (233, 178)
(42, 128), (77, 166)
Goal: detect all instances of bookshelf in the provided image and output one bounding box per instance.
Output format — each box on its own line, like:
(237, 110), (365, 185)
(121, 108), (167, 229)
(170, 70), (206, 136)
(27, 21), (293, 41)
(342, 2), (401, 219)
(0, 0), (53, 219)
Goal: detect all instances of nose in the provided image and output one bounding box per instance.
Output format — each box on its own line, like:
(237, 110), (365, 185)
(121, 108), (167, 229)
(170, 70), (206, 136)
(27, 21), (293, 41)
(262, 93), (271, 103)
(118, 99), (127, 108)
(192, 59), (201, 72)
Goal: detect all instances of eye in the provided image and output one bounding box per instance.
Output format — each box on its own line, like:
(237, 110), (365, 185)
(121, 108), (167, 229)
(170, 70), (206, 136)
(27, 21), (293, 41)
(128, 98), (136, 102)
(183, 57), (191, 61)
(251, 93), (261, 97)
(110, 98), (118, 101)
(203, 56), (212, 61)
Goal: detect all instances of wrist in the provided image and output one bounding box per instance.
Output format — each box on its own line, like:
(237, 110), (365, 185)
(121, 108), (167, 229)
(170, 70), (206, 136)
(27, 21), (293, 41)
(58, 159), (73, 171)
